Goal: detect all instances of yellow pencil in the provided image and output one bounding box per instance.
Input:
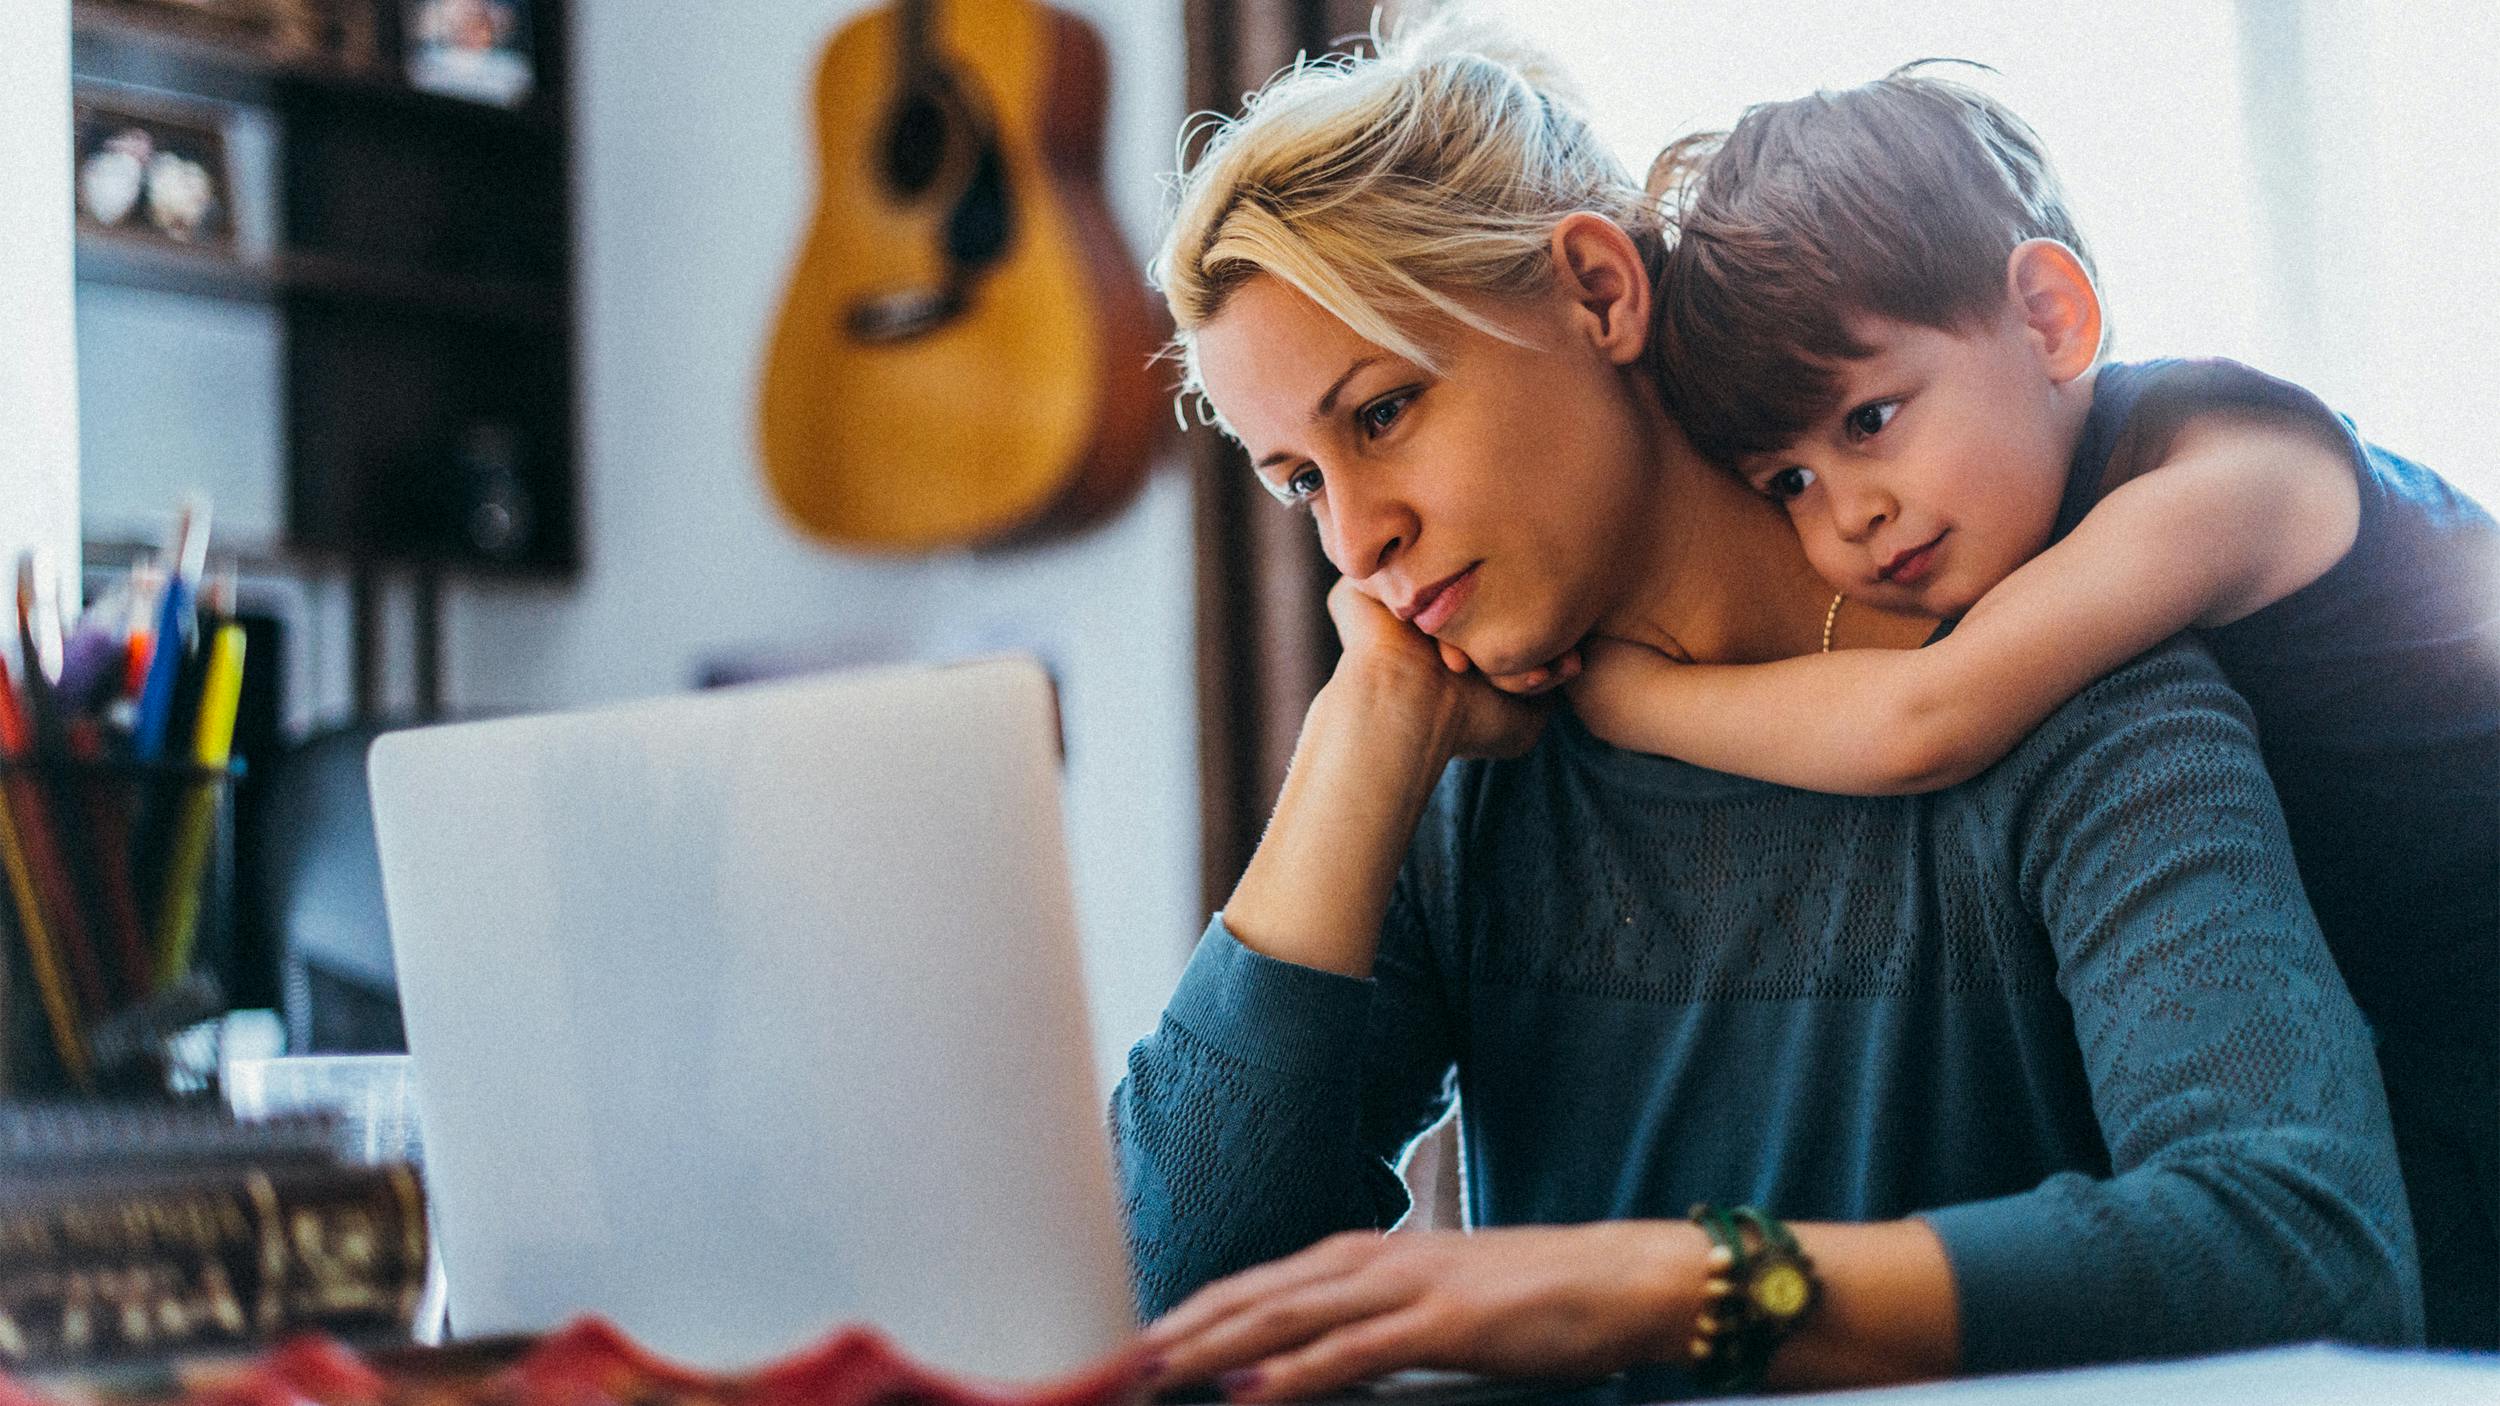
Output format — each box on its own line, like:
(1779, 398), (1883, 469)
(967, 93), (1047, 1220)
(150, 621), (245, 993)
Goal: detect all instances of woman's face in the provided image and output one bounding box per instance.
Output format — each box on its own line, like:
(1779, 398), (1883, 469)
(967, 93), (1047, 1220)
(1191, 263), (1664, 677)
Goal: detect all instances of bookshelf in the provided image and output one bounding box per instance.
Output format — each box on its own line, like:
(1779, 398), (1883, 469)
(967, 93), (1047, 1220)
(70, 0), (579, 581)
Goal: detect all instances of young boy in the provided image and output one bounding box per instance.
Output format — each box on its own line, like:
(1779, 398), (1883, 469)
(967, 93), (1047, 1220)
(1573, 66), (2499, 1347)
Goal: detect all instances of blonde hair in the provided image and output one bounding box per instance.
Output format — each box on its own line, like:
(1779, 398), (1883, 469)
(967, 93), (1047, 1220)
(1151, 11), (1662, 418)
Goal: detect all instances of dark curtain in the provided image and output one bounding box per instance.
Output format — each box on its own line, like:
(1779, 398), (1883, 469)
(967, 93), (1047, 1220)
(1186, 0), (1391, 916)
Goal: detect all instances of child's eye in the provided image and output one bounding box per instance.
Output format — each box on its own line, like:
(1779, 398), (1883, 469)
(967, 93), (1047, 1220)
(1762, 466), (1817, 501)
(1357, 390), (1415, 439)
(1844, 400), (1899, 440)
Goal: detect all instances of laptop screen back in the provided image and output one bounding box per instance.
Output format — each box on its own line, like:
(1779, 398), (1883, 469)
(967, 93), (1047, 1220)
(369, 659), (1136, 1377)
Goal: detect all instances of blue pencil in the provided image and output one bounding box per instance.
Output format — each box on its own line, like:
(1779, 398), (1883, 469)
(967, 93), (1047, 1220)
(132, 502), (210, 762)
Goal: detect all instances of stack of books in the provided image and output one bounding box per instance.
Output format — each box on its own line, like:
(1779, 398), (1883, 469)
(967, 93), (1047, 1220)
(0, 1101), (428, 1369)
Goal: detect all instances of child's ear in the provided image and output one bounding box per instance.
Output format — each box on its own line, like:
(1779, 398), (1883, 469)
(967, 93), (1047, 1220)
(2005, 239), (2102, 384)
(1549, 213), (1652, 367)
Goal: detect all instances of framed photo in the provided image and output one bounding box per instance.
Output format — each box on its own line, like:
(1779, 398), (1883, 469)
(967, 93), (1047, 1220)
(73, 89), (236, 252)
(402, 0), (536, 108)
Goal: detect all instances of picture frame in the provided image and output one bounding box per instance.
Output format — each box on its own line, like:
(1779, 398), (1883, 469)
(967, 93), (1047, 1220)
(73, 88), (238, 254)
(401, 0), (536, 108)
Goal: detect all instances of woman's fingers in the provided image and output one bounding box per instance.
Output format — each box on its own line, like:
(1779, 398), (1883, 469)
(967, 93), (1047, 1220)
(1226, 1304), (1450, 1402)
(1484, 648), (1582, 697)
(1154, 1268), (1424, 1393)
(1144, 1233), (1383, 1354)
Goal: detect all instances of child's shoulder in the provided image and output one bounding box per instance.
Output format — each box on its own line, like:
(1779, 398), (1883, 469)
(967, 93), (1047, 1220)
(2070, 357), (2489, 549)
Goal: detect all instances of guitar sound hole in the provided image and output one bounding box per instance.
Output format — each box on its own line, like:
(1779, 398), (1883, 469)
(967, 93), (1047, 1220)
(945, 144), (1015, 269)
(884, 88), (953, 197)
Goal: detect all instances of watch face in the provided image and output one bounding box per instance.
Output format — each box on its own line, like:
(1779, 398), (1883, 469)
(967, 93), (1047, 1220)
(1750, 1261), (1813, 1320)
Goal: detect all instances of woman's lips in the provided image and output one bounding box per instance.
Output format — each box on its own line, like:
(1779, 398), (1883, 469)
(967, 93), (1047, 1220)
(1878, 533), (1946, 588)
(1412, 564), (1479, 635)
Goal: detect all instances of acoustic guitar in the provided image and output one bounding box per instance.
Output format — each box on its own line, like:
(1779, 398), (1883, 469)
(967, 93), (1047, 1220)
(758, 0), (1167, 552)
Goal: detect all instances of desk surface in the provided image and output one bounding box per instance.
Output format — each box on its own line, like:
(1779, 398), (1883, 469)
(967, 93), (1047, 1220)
(1746, 1343), (2497, 1404)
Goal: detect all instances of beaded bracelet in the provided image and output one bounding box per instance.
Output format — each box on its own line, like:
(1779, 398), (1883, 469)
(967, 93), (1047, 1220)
(1685, 1203), (1820, 1393)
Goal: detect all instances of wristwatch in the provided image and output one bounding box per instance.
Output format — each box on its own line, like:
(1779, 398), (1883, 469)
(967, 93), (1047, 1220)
(1686, 1203), (1821, 1392)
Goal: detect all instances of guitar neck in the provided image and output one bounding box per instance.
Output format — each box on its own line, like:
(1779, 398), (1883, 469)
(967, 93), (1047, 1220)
(894, 0), (939, 81)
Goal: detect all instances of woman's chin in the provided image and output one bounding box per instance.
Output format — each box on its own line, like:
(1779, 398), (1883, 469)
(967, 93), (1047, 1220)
(1457, 633), (1572, 681)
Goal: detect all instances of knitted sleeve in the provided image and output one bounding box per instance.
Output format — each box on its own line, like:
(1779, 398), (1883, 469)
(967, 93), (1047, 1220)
(1920, 643), (2422, 1370)
(1110, 879), (1461, 1321)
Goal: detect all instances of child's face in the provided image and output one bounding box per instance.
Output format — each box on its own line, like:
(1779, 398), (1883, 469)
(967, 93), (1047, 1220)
(1732, 307), (2078, 619)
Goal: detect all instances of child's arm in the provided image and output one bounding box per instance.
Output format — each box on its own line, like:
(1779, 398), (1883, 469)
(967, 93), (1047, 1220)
(1568, 409), (2361, 794)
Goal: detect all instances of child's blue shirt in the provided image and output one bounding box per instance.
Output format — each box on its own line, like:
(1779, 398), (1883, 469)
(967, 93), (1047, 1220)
(2058, 358), (2498, 1345)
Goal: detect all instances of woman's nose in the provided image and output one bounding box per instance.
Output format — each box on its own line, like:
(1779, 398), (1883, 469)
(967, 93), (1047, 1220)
(1321, 482), (1413, 581)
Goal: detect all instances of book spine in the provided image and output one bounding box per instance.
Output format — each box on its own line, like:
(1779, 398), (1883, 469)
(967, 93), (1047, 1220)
(0, 1162), (427, 1367)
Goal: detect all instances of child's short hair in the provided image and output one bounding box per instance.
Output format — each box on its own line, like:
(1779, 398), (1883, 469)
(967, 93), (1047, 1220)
(1651, 63), (2094, 466)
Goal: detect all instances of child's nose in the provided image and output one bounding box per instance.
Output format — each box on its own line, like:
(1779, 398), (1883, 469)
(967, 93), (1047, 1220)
(1831, 479), (1895, 542)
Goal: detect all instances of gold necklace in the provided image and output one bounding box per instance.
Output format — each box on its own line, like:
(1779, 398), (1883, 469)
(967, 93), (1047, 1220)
(1821, 592), (1845, 653)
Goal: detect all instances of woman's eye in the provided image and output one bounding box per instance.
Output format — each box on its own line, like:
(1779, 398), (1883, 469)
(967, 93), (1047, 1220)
(1764, 466), (1817, 501)
(1357, 391), (1413, 439)
(1845, 400), (1899, 440)
(1287, 465), (1325, 501)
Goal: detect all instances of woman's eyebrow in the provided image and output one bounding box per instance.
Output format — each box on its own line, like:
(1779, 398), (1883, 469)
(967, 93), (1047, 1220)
(1310, 356), (1385, 422)
(1254, 355), (1387, 469)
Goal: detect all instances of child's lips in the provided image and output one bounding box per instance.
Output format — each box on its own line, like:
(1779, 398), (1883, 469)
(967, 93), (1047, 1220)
(1877, 532), (1947, 587)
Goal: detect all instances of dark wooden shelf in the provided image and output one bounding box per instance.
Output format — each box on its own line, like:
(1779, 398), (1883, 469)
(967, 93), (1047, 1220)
(76, 233), (565, 329)
(275, 64), (564, 138)
(281, 251), (565, 328)
(75, 229), (277, 301)
(72, 2), (562, 136)
(72, 0), (579, 581)
(70, 1), (283, 105)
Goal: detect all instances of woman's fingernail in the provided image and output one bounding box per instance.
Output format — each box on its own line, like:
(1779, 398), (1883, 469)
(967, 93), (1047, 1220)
(1218, 1368), (1264, 1398)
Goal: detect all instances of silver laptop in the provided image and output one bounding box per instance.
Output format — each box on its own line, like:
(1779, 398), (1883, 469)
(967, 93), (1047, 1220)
(367, 658), (1136, 1379)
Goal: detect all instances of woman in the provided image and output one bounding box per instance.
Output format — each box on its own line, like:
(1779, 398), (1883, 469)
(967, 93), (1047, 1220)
(1113, 20), (2417, 1399)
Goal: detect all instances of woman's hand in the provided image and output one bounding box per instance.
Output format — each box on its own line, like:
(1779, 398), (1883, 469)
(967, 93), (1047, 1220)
(1432, 637), (1582, 700)
(1324, 579), (1555, 762)
(1140, 1225), (1697, 1402)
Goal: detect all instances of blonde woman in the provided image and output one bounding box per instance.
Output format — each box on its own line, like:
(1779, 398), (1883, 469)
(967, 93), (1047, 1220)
(1112, 19), (2416, 1400)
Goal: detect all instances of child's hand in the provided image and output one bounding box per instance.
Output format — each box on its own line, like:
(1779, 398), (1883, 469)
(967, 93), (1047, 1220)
(1433, 638), (1582, 697)
(1564, 638), (1687, 750)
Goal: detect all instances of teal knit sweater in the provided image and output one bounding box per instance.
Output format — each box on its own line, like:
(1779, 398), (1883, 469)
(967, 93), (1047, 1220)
(1113, 640), (2420, 1378)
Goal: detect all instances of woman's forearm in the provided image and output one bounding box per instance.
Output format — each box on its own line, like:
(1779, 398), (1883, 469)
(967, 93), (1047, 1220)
(1607, 1218), (1959, 1390)
(1140, 1215), (1961, 1398)
(1222, 657), (1461, 977)
(1770, 1220), (1961, 1387)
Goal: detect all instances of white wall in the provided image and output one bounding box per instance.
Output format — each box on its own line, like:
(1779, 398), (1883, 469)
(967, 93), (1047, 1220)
(446, 1), (1199, 1090)
(1, 1), (79, 575)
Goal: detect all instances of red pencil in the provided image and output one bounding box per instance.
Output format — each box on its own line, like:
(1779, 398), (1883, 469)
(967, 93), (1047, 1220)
(0, 660), (109, 1017)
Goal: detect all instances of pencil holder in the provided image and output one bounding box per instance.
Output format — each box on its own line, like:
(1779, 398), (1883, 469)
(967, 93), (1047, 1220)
(0, 755), (242, 1099)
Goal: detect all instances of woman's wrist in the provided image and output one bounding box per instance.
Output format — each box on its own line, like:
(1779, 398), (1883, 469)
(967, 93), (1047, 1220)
(1322, 648), (1468, 773)
(1617, 1220), (1713, 1368)
(1219, 658), (1461, 978)
(1612, 1217), (1956, 1392)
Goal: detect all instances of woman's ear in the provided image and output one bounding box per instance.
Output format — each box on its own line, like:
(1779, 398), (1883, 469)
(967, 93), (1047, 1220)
(1548, 213), (1652, 367)
(2006, 239), (2102, 384)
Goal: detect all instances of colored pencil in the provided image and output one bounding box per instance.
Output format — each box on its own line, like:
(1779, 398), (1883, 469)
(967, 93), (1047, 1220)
(0, 652), (92, 1088)
(150, 619), (245, 993)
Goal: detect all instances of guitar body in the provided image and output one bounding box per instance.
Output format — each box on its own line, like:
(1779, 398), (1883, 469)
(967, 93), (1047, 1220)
(759, 0), (1167, 552)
